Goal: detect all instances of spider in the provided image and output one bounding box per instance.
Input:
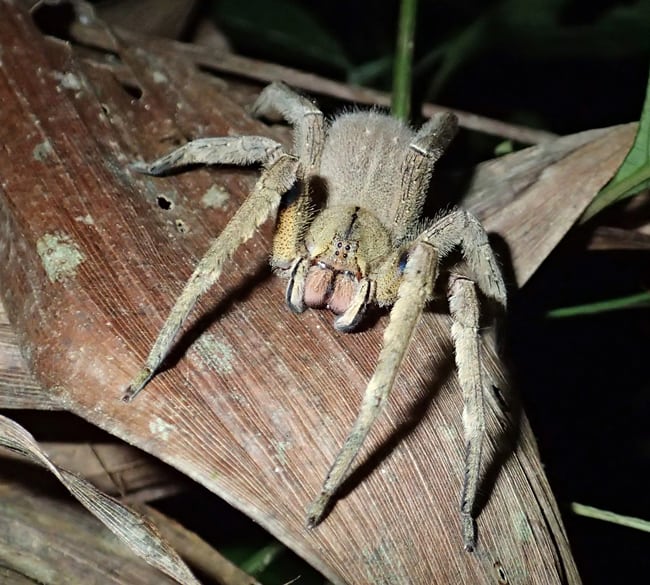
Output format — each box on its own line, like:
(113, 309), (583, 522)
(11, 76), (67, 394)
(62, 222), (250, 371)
(123, 82), (507, 551)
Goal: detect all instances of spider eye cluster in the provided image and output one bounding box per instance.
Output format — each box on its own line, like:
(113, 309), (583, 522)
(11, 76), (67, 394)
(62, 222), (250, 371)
(334, 240), (354, 259)
(331, 238), (357, 261)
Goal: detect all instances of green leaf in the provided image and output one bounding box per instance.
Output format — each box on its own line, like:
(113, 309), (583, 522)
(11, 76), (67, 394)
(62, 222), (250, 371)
(494, 139), (514, 156)
(546, 291), (650, 318)
(240, 541), (286, 576)
(416, 0), (650, 99)
(214, 0), (350, 71)
(423, 17), (487, 100)
(581, 67), (650, 222)
(348, 55), (394, 86)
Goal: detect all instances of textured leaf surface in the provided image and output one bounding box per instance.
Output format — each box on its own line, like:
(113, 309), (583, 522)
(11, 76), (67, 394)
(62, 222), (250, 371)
(0, 2), (635, 584)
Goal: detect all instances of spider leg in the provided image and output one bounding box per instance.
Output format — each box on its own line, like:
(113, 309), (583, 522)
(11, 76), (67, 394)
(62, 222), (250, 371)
(252, 83), (326, 298)
(123, 153), (299, 401)
(411, 112), (459, 164)
(416, 211), (505, 550)
(284, 257), (310, 312)
(132, 136), (284, 175)
(420, 209), (507, 308)
(251, 81), (324, 171)
(448, 275), (484, 552)
(391, 112), (459, 242)
(307, 243), (438, 527)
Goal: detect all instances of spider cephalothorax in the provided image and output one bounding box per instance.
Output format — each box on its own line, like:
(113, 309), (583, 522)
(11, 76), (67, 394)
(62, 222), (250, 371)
(124, 82), (507, 551)
(297, 205), (392, 325)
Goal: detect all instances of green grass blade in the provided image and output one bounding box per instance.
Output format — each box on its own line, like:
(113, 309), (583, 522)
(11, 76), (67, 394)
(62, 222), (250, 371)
(391, 0), (419, 121)
(571, 503), (650, 533)
(546, 291), (650, 318)
(581, 66), (650, 222)
(348, 55), (394, 86)
(213, 0), (350, 72)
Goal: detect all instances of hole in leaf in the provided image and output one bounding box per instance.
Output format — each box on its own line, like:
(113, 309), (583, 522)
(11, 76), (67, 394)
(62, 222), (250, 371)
(32, 1), (122, 64)
(175, 219), (188, 233)
(119, 82), (143, 101)
(32, 2), (76, 41)
(493, 561), (509, 584)
(157, 196), (173, 210)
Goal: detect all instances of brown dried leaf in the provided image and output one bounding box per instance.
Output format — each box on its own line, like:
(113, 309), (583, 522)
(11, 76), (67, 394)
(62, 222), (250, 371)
(0, 2), (636, 584)
(1, 438), (185, 502)
(0, 302), (57, 409)
(587, 225), (650, 250)
(465, 123), (636, 283)
(0, 415), (199, 585)
(140, 504), (263, 585)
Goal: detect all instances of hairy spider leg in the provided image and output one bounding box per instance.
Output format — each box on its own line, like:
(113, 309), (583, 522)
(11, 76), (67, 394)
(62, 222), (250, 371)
(125, 82), (325, 401)
(391, 112), (459, 243)
(307, 113), (458, 526)
(252, 83), (328, 310)
(448, 275), (483, 551)
(307, 242), (439, 528)
(418, 208), (506, 550)
(129, 135), (284, 173)
(123, 152), (298, 401)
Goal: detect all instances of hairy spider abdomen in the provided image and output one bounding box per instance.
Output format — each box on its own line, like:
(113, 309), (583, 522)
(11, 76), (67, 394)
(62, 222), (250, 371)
(320, 112), (424, 236)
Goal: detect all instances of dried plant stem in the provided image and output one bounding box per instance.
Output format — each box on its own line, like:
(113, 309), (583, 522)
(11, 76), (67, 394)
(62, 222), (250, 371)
(69, 23), (558, 144)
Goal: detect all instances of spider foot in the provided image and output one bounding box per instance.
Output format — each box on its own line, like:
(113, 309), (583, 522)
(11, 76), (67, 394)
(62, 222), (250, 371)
(122, 367), (154, 402)
(130, 161), (152, 174)
(461, 512), (477, 552)
(130, 158), (174, 176)
(305, 492), (332, 529)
